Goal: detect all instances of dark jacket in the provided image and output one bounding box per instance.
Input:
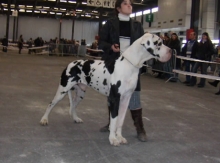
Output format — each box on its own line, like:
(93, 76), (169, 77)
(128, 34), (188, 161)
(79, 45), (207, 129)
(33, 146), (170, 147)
(182, 40), (198, 59)
(168, 39), (181, 55)
(99, 17), (144, 91)
(197, 41), (214, 61)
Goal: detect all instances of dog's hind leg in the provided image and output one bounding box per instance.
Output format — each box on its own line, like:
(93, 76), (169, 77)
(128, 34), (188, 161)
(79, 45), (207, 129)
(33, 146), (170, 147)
(68, 84), (86, 123)
(40, 84), (71, 126)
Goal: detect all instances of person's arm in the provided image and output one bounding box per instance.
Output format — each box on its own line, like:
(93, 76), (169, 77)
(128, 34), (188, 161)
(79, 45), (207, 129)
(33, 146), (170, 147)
(98, 21), (112, 51)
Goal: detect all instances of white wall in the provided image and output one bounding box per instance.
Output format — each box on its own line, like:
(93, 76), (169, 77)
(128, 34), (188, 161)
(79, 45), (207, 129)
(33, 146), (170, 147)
(0, 15), (99, 44)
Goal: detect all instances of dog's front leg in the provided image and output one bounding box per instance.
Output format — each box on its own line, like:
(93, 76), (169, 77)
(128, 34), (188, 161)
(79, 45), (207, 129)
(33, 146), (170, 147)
(109, 115), (119, 146)
(115, 94), (132, 144)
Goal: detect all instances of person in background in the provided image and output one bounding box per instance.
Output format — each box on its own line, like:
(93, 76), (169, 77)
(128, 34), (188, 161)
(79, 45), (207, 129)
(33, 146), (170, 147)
(182, 32), (198, 84)
(208, 56), (220, 95)
(18, 35), (23, 54)
(187, 32), (214, 87)
(164, 33), (181, 82)
(2, 36), (8, 52)
(98, 0), (147, 142)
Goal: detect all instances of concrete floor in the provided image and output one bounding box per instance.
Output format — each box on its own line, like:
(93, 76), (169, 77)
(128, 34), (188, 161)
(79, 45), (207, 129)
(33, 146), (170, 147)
(0, 51), (220, 163)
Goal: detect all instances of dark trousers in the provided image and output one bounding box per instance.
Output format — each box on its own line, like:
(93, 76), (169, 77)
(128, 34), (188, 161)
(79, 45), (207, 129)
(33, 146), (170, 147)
(190, 62), (209, 86)
(185, 61), (195, 82)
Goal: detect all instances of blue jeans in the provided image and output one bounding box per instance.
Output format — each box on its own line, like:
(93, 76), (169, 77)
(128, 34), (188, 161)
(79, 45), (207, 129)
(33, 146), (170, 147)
(185, 61), (195, 82)
(190, 62), (209, 86)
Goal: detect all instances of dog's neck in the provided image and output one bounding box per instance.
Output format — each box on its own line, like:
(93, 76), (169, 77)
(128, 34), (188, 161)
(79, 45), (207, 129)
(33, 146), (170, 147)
(121, 37), (153, 68)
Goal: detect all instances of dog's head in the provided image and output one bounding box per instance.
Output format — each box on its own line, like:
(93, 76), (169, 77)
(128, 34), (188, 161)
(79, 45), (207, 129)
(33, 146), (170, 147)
(140, 33), (171, 62)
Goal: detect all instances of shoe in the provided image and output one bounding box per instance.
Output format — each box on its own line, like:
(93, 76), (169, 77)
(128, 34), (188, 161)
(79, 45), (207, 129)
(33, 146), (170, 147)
(186, 84), (194, 86)
(208, 81), (219, 87)
(183, 81), (190, 84)
(130, 109), (148, 142)
(197, 84), (204, 88)
(215, 91), (220, 95)
(99, 124), (109, 132)
(169, 80), (177, 82)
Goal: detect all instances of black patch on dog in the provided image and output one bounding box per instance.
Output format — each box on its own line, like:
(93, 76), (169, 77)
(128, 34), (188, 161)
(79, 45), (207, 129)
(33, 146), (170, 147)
(61, 64), (81, 87)
(73, 61), (78, 64)
(104, 55), (119, 74)
(82, 60), (94, 84)
(103, 79), (107, 85)
(109, 81), (121, 118)
(158, 42), (162, 46)
(98, 62), (102, 65)
(80, 96), (83, 99)
(147, 41), (150, 46)
(61, 91), (66, 94)
(71, 87), (75, 90)
(120, 56), (124, 61)
(103, 70), (106, 74)
(153, 41), (158, 45)
(147, 48), (154, 54)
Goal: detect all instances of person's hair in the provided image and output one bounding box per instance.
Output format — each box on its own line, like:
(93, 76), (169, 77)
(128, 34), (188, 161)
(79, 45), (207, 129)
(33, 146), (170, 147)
(171, 33), (179, 40)
(114, 0), (133, 15)
(201, 32), (212, 44)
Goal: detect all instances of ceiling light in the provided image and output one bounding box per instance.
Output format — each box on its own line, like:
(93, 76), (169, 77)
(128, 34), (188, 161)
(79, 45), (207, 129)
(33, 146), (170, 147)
(26, 10), (32, 12)
(151, 7), (158, 13)
(27, 5), (33, 8)
(10, 4), (15, 8)
(130, 13), (135, 18)
(81, 15), (84, 17)
(54, 7), (58, 10)
(19, 9), (25, 12)
(36, 6), (42, 9)
(60, 8), (66, 11)
(85, 15), (91, 17)
(76, 9), (82, 12)
(60, 0), (67, 2)
(68, 1), (76, 3)
(43, 7), (50, 9)
(19, 5), (25, 8)
(50, 12), (55, 14)
(56, 13), (62, 15)
(41, 11), (47, 14)
(92, 11), (98, 13)
(143, 9), (150, 15)
(102, 21), (106, 25)
(4, 8), (8, 11)
(82, 2), (87, 4)
(95, 16), (99, 18)
(136, 11), (142, 16)
(34, 10), (40, 13)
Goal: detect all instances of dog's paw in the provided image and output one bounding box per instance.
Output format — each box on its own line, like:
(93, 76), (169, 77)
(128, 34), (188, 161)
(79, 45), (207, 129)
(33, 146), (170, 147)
(109, 138), (120, 146)
(74, 117), (83, 123)
(116, 136), (127, 144)
(40, 118), (48, 126)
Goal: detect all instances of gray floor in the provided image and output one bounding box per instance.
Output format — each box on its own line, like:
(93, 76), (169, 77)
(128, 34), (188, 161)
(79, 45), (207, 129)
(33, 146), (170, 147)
(0, 51), (220, 163)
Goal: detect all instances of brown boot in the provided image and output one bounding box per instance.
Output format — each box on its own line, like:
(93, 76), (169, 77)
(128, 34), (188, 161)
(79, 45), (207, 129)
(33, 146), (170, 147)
(99, 106), (110, 132)
(130, 109), (147, 142)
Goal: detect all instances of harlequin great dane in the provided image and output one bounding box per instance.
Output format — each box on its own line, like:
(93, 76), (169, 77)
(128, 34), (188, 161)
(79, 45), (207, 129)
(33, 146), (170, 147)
(40, 33), (171, 146)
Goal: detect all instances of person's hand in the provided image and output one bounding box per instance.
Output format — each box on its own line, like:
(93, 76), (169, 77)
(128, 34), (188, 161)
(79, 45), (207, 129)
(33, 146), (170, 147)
(111, 44), (120, 52)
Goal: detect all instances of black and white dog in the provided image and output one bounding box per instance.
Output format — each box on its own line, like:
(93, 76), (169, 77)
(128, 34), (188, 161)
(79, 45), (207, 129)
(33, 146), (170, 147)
(40, 33), (171, 146)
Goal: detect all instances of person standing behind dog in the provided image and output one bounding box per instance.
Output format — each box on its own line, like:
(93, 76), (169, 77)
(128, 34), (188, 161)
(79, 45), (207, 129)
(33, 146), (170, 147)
(187, 32), (214, 87)
(98, 0), (147, 142)
(182, 32), (198, 84)
(18, 35), (23, 54)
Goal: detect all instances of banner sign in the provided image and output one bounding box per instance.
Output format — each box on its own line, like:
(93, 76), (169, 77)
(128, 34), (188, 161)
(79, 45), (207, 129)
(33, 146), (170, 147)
(87, 0), (115, 8)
